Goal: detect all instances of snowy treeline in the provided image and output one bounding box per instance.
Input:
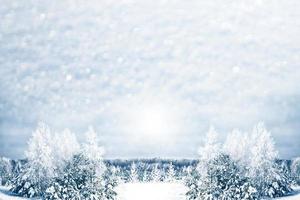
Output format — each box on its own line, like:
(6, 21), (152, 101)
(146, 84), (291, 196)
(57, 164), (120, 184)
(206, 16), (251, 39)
(186, 123), (294, 199)
(1, 123), (300, 199)
(106, 160), (191, 183)
(5, 123), (117, 199)
(126, 162), (178, 183)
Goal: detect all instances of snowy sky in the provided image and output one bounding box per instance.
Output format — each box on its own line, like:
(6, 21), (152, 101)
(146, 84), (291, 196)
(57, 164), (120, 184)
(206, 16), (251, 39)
(0, 0), (300, 159)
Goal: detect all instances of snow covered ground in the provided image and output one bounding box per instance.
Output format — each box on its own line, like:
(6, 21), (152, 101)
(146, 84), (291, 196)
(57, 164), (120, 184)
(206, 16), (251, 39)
(272, 186), (300, 200)
(0, 186), (28, 200)
(0, 184), (300, 200)
(116, 182), (187, 200)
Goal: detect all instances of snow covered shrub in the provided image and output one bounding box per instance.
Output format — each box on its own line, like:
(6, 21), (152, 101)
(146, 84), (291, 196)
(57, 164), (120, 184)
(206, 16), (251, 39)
(291, 157), (300, 185)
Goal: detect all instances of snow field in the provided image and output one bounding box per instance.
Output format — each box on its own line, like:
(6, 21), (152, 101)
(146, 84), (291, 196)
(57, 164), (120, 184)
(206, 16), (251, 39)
(0, 186), (28, 200)
(116, 182), (187, 200)
(1, 184), (300, 200)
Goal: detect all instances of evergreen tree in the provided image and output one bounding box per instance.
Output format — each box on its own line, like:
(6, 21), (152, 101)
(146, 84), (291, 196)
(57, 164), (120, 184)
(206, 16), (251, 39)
(45, 127), (107, 200)
(198, 126), (221, 162)
(248, 123), (292, 198)
(78, 127), (106, 199)
(0, 157), (13, 186)
(142, 169), (150, 182)
(129, 162), (139, 182)
(291, 157), (300, 185)
(151, 164), (161, 182)
(186, 123), (292, 200)
(103, 166), (118, 200)
(186, 126), (221, 199)
(51, 129), (80, 172)
(197, 154), (258, 200)
(11, 123), (55, 198)
(185, 167), (201, 200)
(223, 129), (249, 166)
(165, 162), (176, 182)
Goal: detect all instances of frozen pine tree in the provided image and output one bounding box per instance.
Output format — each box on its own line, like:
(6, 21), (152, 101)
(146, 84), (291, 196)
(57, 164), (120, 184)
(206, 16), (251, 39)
(11, 123), (55, 197)
(150, 163), (161, 182)
(223, 129), (249, 166)
(248, 123), (278, 176)
(197, 154), (258, 200)
(129, 162), (139, 182)
(291, 157), (300, 185)
(198, 126), (220, 162)
(197, 126), (221, 179)
(185, 166), (200, 200)
(103, 166), (118, 200)
(0, 157), (12, 186)
(45, 127), (108, 200)
(82, 126), (105, 161)
(186, 126), (221, 200)
(165, 162), (176, 182)
(51, 129), (80, 171)
(111, 166), (123, 185)
(79, 127), (106, 199)
(248, 123), (292, 198)
(142, 169), (149, 182)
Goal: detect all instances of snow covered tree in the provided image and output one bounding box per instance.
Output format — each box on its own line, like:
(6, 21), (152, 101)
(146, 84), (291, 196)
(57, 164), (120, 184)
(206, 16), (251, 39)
(11, 123), (55, 198)
(186, 126), (222, 199)
(165, 162), (176, 182)
(187, 123), (292, 200)
(129, 162), (139, 182)
(142, 169), (150, 182)
(198, 126), (221, 162)
(150, 163), (161, 182)
(185, 167), (201, 200)
(197, 126), (222, 180)
(45, 127), (108, 200)
(248, 123), (292, 198)
(0, 157), (13, 186)
(74, 127), (106, 199)
(102, 166), (119, 200)
(44, 156), (81, 200)
(269, 162), (292, 197)
(291, 157), (300, 185)
(223, 129), (249, 166)
(197, 154), (258, 200)
(51, 129), (80, 172)
(110, 166), (123, 185)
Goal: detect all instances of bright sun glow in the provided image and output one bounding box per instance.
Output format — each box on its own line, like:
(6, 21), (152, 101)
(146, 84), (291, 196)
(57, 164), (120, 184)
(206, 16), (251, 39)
(123, 102), (182, 144)
(136, 106), (168, 137)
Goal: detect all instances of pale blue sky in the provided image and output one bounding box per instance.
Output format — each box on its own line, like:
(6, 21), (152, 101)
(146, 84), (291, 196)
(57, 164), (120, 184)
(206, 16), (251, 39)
(0, 0), (300, 159)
